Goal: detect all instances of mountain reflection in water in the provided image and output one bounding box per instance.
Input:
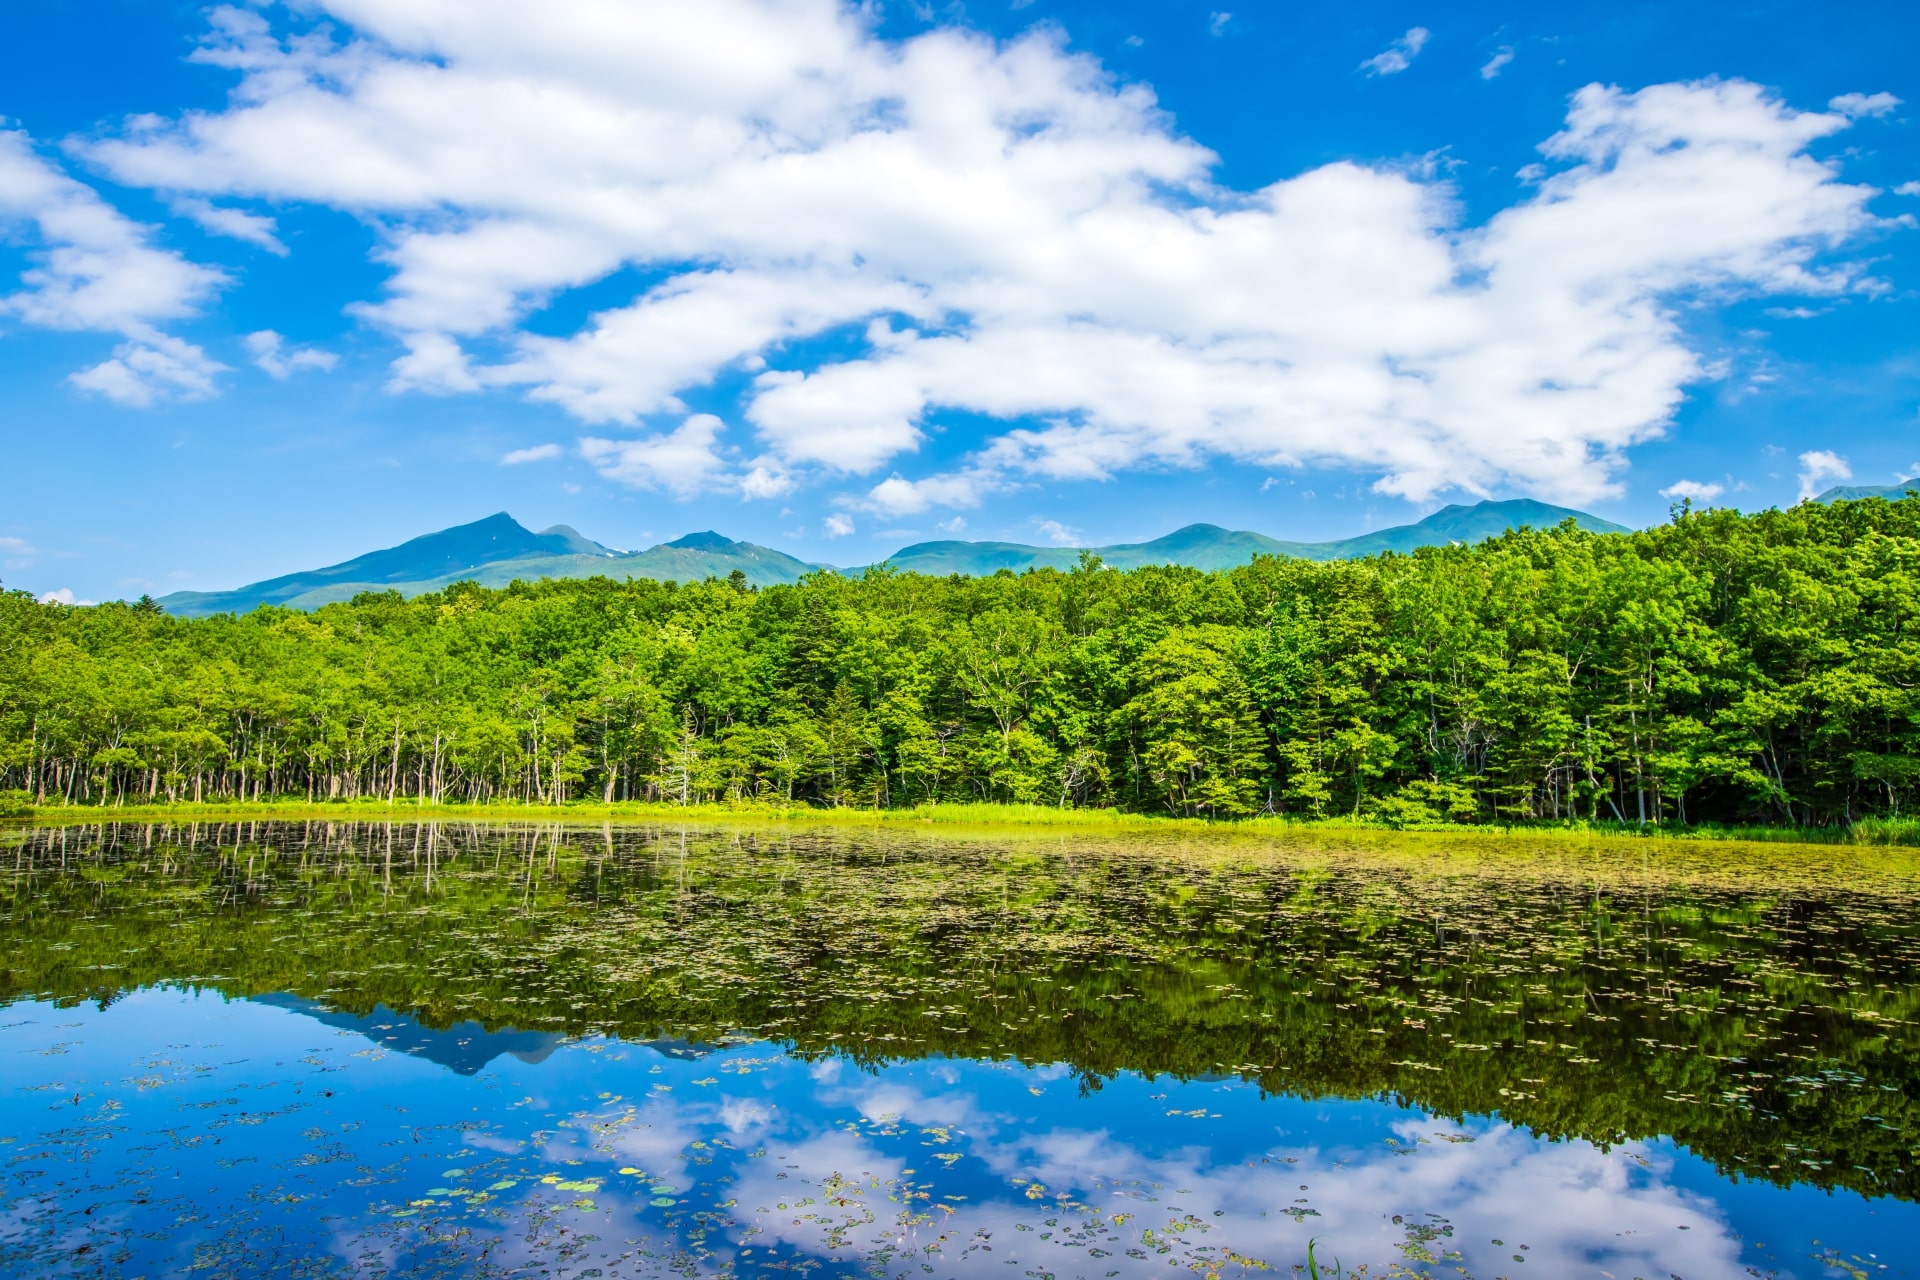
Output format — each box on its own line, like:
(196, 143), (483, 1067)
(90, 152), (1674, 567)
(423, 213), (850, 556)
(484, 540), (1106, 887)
(0, 818), (1916, 1279)
(249, 993), (565, 1073)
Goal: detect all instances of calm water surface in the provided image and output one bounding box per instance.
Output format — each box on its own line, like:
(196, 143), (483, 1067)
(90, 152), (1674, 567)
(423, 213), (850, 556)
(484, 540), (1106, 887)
(1, 820), (1916, 1280)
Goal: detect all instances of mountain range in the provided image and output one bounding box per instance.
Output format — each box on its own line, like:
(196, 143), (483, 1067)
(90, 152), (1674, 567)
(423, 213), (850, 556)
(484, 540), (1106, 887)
(157, 499), (1630, 617)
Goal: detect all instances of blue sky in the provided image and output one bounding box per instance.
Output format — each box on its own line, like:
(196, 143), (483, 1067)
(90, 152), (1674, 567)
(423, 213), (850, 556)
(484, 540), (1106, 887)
(2, 0), (1917, 602)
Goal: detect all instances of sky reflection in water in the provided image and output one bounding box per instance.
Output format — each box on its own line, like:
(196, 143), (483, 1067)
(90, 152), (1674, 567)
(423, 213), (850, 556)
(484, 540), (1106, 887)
(0, 990), (1901, 1279)
(0, 820), (1916, 1278)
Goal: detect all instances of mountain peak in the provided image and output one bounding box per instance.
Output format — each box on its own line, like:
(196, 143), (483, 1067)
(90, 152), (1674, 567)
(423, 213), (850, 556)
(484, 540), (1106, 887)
(536, 524), (615, 556)
(665, 531), (737, 551)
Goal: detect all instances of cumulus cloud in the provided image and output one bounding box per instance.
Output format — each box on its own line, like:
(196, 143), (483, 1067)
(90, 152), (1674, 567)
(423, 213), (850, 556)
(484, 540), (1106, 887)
(740, 461), (796, 500)
(1897, 181), (1920, 197)
(1480, 46), (1513, 80)
(864, 463), (1007, 516)
(1797, 449), (1851, 499)
(500, 442), (563, 464)
(578, 413), (727, 496)
(823, 513), (855, 538)
(1361, 27), (1430, 76)
(1658, 478), (1723, 504)
(245, 329), (337, 377)
(77, 3), (1897, 502)
(0, 129), (227, 403)
(38, 588), (95, 606)
(1828, 92), (1900, 119)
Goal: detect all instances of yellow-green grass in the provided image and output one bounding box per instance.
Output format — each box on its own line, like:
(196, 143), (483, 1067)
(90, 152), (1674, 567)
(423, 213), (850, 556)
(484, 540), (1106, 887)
(7, 796), (1918, 844)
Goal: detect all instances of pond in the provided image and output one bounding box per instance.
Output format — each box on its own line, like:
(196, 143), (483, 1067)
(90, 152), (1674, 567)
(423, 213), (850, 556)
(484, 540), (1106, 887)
(1, 820), (1916, 1279)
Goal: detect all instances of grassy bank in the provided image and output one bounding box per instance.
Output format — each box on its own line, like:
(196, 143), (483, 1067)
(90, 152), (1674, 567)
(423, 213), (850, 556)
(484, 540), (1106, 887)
(4, 796), (1917, 845)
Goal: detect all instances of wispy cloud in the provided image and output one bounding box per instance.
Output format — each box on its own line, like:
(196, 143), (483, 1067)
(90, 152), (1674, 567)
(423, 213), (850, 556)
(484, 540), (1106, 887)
(1361, 27), (1430, 76)
(172, 197), (287, 254)
(1034, 518), (1082, 546)
(500, 442), (563, 465)
(1658, 479), (1723, 504)
(1828, 92), (1901, 119)
(823, 513), (855, 538)
(245, 330), (336, 378)
(1480, 46), (1513, 80)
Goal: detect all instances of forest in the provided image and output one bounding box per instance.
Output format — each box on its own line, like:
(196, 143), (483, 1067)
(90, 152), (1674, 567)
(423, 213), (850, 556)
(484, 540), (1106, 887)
(2, 497), (1916, 828)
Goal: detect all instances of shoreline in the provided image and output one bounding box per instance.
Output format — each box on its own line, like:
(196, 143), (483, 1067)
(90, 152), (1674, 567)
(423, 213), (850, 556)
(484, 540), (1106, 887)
(4, 798), (1915, 846)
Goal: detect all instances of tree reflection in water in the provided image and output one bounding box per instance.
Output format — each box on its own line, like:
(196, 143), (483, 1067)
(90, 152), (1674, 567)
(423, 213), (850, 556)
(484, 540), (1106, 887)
(1, 819), (1915, 1277)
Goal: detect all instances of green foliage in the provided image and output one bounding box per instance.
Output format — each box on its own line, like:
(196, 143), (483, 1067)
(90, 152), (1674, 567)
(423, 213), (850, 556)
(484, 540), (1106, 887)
(4, 497), (1919, 826)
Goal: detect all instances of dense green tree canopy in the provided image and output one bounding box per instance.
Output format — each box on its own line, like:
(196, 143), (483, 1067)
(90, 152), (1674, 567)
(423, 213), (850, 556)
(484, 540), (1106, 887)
(4, 499), (1917, 826)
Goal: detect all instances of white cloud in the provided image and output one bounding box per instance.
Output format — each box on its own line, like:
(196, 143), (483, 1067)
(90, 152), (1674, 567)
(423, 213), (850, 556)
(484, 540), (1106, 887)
(864, 464), (1006, 515)
(1034, 518), (1081, 545)
(823, 512), (855, 538)
(936, 516), (967, 534)
(500, 442), (563, 464)
(1208, 12), (1231, 37)
(1658, 478), (1723, 503)
(1479, 47), (1513, 80)
(38, 588), (95, 606)
(171, 197), (287, 254)
(1361, 27), (1430, 76)
(739, 461), (796, 500)
(578, 413), (727, 496)
(1828, 92), (1901, 119)
(1797, 448), (1851, 499)
(245, 329), (338, 377)
(78, 5), (1897, 502)
(0, 129), (227, 403)
(1896, 181), (1920, 197)
(70, 332), (227, 406)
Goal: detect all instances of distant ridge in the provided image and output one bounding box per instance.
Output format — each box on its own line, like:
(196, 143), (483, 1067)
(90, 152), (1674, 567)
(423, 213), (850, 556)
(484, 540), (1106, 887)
(157, 516), (826, 618)
(157, 499), (1630, 618)
(862, 499), (1629, 576)
(1816, 480), (1918, 503)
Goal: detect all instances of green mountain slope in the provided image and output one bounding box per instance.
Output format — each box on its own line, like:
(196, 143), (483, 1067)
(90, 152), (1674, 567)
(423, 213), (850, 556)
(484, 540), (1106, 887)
(159, 522), (826, 617)
(1816, 481), (1918, 503)
(868, 499), (1628, 576)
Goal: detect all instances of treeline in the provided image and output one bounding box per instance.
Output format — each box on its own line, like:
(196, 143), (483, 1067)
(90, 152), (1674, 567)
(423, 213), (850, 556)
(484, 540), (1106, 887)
(2, 499), (1917, 825)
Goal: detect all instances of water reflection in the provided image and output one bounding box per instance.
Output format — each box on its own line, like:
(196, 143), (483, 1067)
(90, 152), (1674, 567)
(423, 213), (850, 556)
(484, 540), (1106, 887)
(250, 993), (565, 1073)
(0, 820), (1915, 1277)
(0, 990), (1899, 1278)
